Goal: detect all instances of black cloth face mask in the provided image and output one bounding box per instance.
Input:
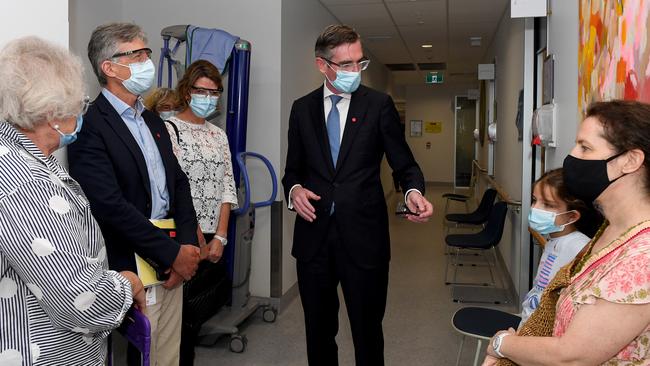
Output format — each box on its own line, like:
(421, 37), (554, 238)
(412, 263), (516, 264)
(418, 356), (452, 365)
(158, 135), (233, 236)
(562, 151), (627, 203)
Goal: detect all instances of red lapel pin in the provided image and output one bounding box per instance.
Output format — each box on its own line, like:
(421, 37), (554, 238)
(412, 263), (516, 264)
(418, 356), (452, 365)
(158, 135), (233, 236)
(351, 117), (357, 123)
(156, 133), (161, 139)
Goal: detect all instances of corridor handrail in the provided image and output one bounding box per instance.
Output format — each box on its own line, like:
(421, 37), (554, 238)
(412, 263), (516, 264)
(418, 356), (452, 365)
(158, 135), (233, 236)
(472, 160), (546, 246)
(471, 160), (522, 207)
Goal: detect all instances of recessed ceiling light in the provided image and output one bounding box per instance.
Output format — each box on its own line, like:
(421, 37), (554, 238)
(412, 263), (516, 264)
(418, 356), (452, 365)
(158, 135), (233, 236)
(470, 36), (482, 47)
(421, 44), (433, 48)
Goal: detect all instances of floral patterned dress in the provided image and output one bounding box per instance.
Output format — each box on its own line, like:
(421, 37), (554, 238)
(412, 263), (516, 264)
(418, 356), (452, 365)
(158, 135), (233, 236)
(165, 117), (238, 234)
(553, 221), (650, 365)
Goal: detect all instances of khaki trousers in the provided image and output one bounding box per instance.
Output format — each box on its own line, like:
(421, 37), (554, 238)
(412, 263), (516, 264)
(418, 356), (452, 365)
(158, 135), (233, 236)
(144, 284), (183, 366)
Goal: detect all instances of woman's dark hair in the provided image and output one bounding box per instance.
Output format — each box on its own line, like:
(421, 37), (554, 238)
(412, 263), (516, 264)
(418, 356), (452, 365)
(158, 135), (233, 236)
(315, 25), (360, 59)
(586, 100), (650, 193)
(536, 168), (603, 237)
(175, 59), (222, 110)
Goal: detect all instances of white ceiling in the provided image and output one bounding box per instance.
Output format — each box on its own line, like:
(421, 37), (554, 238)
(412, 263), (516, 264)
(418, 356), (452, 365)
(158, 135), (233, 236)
(318, 0), (509, 84)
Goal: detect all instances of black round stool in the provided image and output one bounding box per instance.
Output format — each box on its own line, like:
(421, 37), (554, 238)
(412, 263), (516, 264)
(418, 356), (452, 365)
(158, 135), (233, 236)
(451, 307), (521, 366)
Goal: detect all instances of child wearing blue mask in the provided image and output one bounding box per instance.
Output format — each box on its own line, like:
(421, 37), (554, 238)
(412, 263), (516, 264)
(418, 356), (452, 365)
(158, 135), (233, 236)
(520, 168), (602, 327)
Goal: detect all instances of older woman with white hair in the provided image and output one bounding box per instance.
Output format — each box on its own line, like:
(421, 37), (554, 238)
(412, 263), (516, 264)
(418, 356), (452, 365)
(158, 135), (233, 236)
(0, 36), (144, 365)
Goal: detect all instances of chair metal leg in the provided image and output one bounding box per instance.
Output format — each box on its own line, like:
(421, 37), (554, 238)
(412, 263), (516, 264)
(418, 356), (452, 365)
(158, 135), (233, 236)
(491, 246), (504, 288)
(455, 335), (466, 366)
(473, 339), (483, 366)
(444, 248), (450, 283)
(484, 250), (496, 287)
(452, 247), (460, 284)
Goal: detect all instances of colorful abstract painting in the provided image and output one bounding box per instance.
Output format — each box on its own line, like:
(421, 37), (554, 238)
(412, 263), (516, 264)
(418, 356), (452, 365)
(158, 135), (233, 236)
(579, 0), (650, 118)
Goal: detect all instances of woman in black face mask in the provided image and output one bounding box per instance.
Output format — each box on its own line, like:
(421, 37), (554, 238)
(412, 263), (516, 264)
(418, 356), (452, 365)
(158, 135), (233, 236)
(482, 100), (650, 366)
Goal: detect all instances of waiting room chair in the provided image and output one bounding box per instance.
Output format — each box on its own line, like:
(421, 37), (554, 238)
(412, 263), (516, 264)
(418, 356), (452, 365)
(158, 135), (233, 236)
(445, 188), (497, 232)
(442, 164), (479, 215)
(108, 307), (151, 366)
(451, 307), (521, 366)
(444, 201), (508, 286)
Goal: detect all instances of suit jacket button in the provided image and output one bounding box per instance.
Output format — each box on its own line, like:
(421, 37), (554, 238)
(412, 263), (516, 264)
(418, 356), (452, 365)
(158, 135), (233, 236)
(333, 183), (339, 188)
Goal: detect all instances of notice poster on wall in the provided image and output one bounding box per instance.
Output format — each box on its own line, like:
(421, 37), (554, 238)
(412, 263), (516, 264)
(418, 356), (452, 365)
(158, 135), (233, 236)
(425, 121), (442, 134)
(410, 120), (422, 137)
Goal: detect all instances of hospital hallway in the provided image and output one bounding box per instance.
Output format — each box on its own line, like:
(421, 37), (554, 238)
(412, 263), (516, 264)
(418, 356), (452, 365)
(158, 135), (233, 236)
(194, 184), (516, 366)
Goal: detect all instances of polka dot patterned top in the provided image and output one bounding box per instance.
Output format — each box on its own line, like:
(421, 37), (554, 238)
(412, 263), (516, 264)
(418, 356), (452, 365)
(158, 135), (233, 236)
(0, 121), (133, 365)
(165, 117), (238, 233)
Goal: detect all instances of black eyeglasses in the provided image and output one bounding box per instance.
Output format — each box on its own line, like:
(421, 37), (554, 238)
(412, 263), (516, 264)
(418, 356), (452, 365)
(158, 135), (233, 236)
(111, 48), (152, 62)
(190, 86), (223, 97)
(321, 57), (370, 72)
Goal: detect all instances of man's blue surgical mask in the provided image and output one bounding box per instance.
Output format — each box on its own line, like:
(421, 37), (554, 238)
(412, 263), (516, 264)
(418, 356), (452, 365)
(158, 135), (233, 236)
(327, 69), (361, 94)
(189, 94), (218, 119)
(114, 59), (156, 96)
(528, 207), (576, 235)
(52, 114), (84, 149)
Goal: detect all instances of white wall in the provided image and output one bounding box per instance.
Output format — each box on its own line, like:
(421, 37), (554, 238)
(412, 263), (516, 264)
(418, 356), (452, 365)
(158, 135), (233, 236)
(404, 82), (476, 183)
(1, 1), (69, 48)
(2, 1), (70, 164)
(481, 9), (526, 297)
(545, 0), (579, 168)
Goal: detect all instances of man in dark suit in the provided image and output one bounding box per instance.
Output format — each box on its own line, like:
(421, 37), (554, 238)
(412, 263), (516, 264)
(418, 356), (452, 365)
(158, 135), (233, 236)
(282, 25), (433, 366)
(68, 23), (200, 366)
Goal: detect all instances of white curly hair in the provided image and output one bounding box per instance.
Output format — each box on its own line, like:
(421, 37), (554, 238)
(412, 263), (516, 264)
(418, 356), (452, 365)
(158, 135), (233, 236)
(0, 36), (86, 130)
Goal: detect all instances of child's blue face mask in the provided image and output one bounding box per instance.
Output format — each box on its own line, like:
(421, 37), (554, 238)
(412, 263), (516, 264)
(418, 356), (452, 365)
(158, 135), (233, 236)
(528, 208), (576, 235)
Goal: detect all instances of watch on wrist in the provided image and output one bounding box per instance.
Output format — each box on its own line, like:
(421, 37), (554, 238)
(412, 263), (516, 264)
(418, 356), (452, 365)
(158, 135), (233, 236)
(214, 234), (228, 246)
(492, 332), (509, 358)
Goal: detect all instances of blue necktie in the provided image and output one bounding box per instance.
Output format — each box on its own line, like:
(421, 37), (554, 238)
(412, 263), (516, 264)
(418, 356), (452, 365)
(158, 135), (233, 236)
(327, 95), (343, 166)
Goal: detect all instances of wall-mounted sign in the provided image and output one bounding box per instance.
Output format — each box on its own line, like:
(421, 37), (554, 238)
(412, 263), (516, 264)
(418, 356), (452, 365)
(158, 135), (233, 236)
(425, 71), (444, 84)
(410, 120), (422, 137)
(511, 0), (547, 18)
(425, 121), (442, 134)
(478, 64), (495, 80)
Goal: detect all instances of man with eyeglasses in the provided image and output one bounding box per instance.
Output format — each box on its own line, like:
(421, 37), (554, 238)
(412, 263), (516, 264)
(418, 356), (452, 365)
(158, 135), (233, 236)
(282, 25), (434, 366)
(68, 22), (200, 366)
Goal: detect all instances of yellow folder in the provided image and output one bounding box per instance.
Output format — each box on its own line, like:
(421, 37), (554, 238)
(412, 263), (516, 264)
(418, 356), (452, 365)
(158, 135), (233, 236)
(135, 219), (176, 288)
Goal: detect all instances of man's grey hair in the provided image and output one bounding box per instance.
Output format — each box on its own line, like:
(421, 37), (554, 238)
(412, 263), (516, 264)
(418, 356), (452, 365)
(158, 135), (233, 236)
(88, 22), (148, 86)
(0, 36), (85, 130)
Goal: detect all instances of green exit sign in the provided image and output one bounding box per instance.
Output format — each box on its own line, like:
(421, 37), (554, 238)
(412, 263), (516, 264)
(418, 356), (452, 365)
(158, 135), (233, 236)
(425, 71), (444, 84)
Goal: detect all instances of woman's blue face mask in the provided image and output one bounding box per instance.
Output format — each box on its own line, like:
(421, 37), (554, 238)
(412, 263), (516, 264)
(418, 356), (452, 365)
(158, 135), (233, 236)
(52, 114), (83, 149)
(189, 94), (218, 119)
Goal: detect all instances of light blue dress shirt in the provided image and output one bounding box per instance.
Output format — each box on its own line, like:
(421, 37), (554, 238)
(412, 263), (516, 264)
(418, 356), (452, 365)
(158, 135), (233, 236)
(102, 89), (170, 219)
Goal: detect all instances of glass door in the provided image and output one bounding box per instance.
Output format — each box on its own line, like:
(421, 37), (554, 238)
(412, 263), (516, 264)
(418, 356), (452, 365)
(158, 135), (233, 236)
(454, 96), (477, 188)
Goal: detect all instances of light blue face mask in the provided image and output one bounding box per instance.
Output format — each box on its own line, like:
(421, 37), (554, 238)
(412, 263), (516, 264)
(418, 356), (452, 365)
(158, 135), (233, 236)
(327, 69), (361, 94)
(53, 114), (84, 149)
(114, 59), (155, 96)
(159, 111), (176, 120)
(528, 207), (576, 235)
(189, 94), (218, 119)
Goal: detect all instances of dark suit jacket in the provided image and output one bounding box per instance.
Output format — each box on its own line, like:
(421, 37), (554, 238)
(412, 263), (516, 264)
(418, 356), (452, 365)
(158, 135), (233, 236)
(282, 85), (425, 269)
(68, 92), (198, 273)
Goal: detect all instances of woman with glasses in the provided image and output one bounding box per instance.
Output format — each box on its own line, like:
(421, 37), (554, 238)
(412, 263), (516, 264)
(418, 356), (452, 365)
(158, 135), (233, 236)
(0, 36), (145, 365)
(166, 59), (238, 365)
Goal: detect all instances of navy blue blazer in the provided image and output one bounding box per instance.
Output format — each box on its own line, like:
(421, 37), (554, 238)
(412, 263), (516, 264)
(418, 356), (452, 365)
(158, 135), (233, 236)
(282, 85), (425, 269)
(68, 92), (198, 273)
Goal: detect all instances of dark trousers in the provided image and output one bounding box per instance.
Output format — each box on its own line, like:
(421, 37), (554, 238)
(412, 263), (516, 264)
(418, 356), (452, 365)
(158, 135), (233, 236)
(180, 233), (216, 366)
(297, 217), (389, 366)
